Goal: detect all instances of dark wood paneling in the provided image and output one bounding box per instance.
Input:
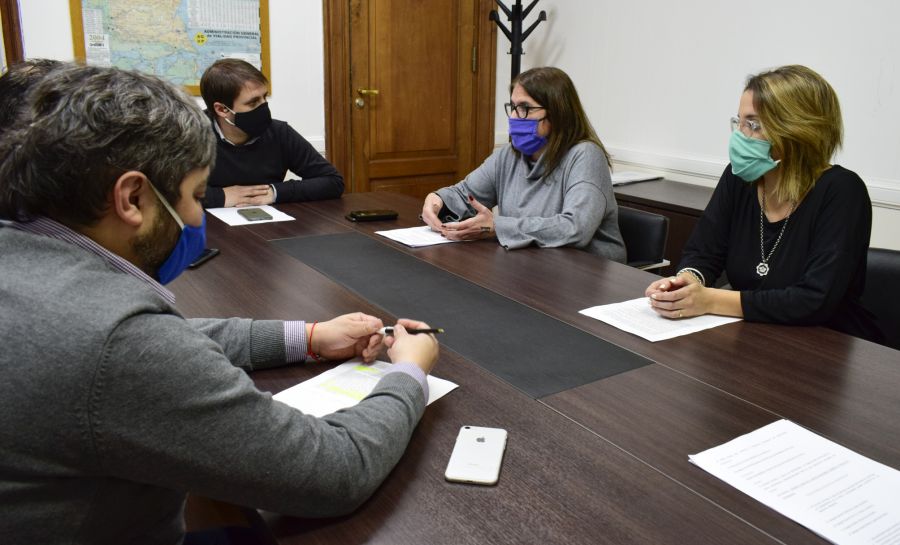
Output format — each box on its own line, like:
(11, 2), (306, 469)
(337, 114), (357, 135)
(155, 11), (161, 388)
(615, 179), (714, 276)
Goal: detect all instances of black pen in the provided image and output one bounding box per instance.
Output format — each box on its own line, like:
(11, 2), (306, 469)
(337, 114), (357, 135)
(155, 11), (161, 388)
(378, 327), (444, 336)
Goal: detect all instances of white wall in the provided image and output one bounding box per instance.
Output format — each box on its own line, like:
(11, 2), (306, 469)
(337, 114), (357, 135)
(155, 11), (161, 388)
(492, 0), (900, 249)
(17, 0), (900, 249)
(19, 0), (326, 150)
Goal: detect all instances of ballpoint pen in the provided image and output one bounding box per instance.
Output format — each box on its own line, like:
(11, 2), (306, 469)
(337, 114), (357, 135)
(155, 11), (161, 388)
(378, 326), (444, 336)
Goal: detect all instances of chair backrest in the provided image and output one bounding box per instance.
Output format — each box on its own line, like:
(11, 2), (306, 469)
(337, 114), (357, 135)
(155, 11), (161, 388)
(617, 206), (669, 269)
(861, 247), (900, 350)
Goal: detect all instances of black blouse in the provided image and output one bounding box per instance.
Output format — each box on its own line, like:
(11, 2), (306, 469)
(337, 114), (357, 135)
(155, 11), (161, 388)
(679, 165), (882, 343)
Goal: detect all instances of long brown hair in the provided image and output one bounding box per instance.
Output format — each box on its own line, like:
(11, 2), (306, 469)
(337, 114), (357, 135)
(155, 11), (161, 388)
(510, 67), (610, 176)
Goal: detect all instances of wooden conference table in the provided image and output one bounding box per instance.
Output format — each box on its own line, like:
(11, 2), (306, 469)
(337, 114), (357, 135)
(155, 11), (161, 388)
(169, 193), (900, 545)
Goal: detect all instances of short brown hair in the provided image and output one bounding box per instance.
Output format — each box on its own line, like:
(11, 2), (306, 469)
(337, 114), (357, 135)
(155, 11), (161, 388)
(199, 58), (268, 112)
(510, 67), (610, 177)
(745, 65), (843, 202)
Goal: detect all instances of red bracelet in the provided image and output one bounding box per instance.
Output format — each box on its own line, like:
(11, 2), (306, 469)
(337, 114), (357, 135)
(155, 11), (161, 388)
(307, 321), (322, 363)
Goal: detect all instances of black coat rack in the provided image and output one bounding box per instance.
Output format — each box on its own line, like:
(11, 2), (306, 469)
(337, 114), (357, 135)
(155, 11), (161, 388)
(489, 0), (547, 82)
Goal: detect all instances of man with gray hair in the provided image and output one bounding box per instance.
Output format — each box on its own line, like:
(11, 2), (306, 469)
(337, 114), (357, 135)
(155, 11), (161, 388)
(0, 58), (63, 129)
(0, 63), (439, 544)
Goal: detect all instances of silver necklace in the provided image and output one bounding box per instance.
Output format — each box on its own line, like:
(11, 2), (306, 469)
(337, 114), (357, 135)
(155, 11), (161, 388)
(757, 186), (795, 277)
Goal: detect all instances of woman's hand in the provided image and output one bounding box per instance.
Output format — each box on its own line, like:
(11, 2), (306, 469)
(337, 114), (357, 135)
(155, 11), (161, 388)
(440, 195), (495, 241)
(645, 274), (706, 319)
(421, 193), (444, 232)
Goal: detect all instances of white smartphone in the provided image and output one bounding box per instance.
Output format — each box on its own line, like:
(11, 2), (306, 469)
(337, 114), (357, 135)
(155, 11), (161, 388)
(444, 426), (508, 485)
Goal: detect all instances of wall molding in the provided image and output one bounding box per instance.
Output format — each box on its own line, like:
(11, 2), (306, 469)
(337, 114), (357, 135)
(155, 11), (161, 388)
(491, 135), (900, 209)
(607, 146), (900, 211)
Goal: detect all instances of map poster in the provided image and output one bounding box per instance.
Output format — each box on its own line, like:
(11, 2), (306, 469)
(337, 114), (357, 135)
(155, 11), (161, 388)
(69, 0), (270, 95)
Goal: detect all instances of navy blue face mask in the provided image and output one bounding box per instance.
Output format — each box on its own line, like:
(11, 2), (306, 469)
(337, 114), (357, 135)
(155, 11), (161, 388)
(148, 183), (206, 285)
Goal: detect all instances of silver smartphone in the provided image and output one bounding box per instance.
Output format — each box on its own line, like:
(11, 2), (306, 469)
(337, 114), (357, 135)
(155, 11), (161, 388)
(444, 426), (507, 485)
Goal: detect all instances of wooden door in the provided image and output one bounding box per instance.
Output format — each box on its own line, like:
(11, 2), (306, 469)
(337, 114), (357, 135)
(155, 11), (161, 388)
(325, 0), (496, 197)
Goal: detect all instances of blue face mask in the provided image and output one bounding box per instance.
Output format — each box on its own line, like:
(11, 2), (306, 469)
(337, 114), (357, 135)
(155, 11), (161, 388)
(728, 129), (780, 182)
(509, 117), (548, 156)
(149, 183), (207, 285)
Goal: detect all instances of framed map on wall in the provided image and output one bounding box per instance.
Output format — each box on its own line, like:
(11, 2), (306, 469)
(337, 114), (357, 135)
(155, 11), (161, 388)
(69, 0), (270, 95)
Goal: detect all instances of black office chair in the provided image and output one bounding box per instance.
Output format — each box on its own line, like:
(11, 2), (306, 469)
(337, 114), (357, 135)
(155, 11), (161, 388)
(861, 247), (900, 350)
(617, 206), (669, 272)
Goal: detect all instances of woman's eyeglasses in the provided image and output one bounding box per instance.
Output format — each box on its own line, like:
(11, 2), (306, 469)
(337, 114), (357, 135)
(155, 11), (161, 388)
(730, 116), (763, 134)
(505, 102), (545, 118)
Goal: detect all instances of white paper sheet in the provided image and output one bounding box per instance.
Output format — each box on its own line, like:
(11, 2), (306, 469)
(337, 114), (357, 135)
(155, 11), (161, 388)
(273, 360), (458, 417)
(206, 205), (295, 226)
(690, 420), (900, 545)
(375, 225), (458, 247)
(611, 171), (663, 185)
(579, 297), (741, 342)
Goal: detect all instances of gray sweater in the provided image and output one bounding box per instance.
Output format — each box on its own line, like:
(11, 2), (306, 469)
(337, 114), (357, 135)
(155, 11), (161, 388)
(0, 225), (426, 544)
(436, 142), (626, 262)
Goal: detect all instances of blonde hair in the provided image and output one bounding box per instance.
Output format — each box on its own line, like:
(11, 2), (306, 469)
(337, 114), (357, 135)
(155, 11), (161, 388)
(746, 65), (843, 202)
(511, 67), (610, 177)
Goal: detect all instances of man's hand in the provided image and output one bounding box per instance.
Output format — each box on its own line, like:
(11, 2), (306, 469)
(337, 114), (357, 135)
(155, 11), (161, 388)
(384, 319), (439, 375)
(223, 185), (274, 207)
(309, 313), (384, 363)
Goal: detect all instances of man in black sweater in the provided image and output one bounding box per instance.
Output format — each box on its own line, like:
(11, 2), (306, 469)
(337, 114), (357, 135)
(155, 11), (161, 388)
(199, 59), (344, 208)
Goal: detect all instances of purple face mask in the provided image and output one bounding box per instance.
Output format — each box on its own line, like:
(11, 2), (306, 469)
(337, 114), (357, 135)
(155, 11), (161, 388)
(508, 117), (548, 155)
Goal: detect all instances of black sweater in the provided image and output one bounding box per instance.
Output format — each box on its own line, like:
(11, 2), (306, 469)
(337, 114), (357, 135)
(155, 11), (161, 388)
(203, 117), (344, 208)
(679, 165), (882, 343)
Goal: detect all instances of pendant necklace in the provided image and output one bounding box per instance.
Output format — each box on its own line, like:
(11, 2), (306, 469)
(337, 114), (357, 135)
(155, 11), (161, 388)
(757, 184), (795, 277)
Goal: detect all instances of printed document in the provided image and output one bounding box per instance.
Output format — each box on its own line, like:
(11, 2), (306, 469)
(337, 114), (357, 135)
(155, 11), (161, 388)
(206, 205), (295, 226)
(579, 297), (740, 342)
(273, 360), (458, 417)
(376, 225), (458, 247)
(690, 419), (900, 545)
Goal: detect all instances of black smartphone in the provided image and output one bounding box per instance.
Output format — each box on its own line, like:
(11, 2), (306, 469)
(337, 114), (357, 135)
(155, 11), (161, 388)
(345, 209), (399, 222)
(188, 248), (220, 269)
(237, 207), (273, 221)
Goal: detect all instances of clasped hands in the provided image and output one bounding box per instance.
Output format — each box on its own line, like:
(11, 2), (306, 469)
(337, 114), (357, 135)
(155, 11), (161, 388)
(307, 313), (439, 374)
(645, 274), (709, 319)
(224, 184), (274, 207)
(421, 193), (495, 241)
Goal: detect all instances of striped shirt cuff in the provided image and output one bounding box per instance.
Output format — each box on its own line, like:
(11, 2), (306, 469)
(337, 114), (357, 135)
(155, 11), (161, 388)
(283, 320), (307, 363)
(385, 362), (429, 401)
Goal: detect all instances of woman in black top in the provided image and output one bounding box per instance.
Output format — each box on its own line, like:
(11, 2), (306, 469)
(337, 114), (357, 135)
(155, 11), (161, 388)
(645, 65), (882, 343)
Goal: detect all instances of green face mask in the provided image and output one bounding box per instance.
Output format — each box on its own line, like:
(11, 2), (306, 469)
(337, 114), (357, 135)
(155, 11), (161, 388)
(728, 130), (779, 182)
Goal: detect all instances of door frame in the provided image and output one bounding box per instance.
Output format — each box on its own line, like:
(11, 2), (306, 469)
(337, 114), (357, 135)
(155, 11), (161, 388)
(323, 0), (497, 193)
(1, 0), (25, 66)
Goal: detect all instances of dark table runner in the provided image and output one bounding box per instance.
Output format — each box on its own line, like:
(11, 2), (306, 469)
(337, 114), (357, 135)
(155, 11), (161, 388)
(274, 233), (652, 398)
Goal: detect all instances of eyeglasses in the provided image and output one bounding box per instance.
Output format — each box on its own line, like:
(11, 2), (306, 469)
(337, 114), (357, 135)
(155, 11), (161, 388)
(730, 116), (763, 134)
(505, 102), (545, 118)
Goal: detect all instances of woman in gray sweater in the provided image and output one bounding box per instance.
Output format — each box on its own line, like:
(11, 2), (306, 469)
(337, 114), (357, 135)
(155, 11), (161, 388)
(421, 66), (626, 263)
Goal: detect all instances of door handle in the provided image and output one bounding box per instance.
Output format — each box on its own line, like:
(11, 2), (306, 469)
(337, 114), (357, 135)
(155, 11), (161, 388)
(356, 88), (380, 95)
